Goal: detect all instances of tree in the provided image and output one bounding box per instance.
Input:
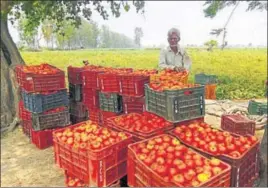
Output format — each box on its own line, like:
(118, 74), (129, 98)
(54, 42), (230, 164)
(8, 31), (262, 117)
(56, 19), (76, 50)
(203, 1), (267, 186)
(204, 40), (218, 51)
(0, 0), (145, 131)
(134, 27), (143, 48)
(204, 1), (267, 50)
(41, 19), (54, 49)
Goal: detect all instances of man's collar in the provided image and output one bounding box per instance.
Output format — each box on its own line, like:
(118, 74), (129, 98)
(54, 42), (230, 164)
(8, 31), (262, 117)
(167, 45), (182, 54)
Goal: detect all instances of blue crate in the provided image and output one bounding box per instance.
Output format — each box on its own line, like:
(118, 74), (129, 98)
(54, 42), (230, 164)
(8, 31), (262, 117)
(22, 89), (69, 113)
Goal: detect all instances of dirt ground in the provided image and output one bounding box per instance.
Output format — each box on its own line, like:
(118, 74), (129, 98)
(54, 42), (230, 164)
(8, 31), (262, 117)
(1, 100), (266, 187)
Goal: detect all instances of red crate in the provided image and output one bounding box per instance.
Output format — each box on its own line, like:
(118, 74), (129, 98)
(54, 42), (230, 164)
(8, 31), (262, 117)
(170, 127), (260, 187)
(122, 96), (145, 114)
(64, 170), (121, 187)
(31, 128), (60, 149)
(53, 123), (133, 187)
(82, 88), (99, 110)
(174, 116), (205, 127)
(22, 120), (32, 138)
(89, 109), (101, 124)
(15, 64), (65, 92)
(98, 73), (120, 93)
(118, 75), (149, 97)
(99, 111), (121, 126)
(19, 100), (31, 121)
(68, 66), (83, 85)
(81, 69), (105, 89)
(221, 114), (256, 136)
(106, 113), (174, 142)
(127, 134), (231, 187)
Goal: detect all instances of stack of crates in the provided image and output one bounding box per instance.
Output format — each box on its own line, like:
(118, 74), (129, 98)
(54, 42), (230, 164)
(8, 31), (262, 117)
(68, 66), (89, 124)
(15, 63), (70, 149)
(195, 73), (217, 99)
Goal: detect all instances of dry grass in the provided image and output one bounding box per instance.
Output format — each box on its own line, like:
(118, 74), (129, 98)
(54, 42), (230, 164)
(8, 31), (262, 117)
(1, 127), (64, 187)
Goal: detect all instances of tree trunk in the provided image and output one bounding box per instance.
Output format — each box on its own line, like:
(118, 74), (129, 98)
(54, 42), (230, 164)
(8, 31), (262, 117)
(1, 15), (24, 131)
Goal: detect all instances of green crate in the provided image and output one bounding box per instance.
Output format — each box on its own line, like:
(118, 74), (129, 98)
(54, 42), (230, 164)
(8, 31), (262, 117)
(248, 100), (267, 115)
(145, 84), (205, 123)
(195, 73), (217, 85)
(99, 92), (122, 113)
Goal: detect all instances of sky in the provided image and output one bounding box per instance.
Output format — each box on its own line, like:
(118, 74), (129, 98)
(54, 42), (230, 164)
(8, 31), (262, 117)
(8, 1), (267, 47)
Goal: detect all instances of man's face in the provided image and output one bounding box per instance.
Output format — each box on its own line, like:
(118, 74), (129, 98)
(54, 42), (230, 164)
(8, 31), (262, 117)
(168, 32), (179, 47)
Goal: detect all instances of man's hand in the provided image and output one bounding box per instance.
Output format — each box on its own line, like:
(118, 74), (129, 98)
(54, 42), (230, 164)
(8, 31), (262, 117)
(174, 66), (186, 72)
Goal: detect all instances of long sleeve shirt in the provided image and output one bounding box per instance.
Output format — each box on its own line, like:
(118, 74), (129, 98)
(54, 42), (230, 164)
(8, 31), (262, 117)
(158, 45), (192, 71)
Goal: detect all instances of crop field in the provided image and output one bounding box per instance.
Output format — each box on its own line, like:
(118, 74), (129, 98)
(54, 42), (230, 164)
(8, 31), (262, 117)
(21, 48), (267, 99)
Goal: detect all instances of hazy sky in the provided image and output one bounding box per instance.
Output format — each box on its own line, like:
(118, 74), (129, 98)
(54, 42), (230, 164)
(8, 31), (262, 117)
(8, 1), (267, 47)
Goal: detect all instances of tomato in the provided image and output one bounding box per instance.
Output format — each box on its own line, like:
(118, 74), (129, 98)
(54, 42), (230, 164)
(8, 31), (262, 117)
(185, 160), (195, 169)
(208, 145), (218, 155)
(212, 167), (222, 176)
(194, 159), (204, 167)
(168, 168), (178, 177)
(156, 149), (166, 157)
(156, 165), (168, 176)
(184, 169), (196, 181)
(210, 158), (221, 166)
(226, 144), (236, 152)
(173, 174), (185, 184)
(234, 140), (242, 147)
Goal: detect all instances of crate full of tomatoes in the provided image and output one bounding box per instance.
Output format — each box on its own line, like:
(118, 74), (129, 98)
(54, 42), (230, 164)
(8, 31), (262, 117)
(127, 134), (231, 187)
(53, 120), (132, 187)
(22, 89), (69, 113)
(118, 70), (157, 97)
(31, 106), (70, 131)
(106, 112), (174, 142)
(170, 121), (260, 187)
(145, 82), (205, 123)
(98, 68), (133, 93)
(15, 63), (65, 92)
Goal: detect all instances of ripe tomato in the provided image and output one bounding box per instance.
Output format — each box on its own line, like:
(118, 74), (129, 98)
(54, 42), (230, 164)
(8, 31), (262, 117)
(173, 174), (185, 184)
(226, 143), (236, 152)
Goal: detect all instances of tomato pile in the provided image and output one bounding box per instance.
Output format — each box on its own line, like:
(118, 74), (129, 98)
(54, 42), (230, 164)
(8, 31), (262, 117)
(111, 112), (173, 133)
(22, 64), (60, 74)
(130, 134), (229, 186)
(54, 120), (129, 151)
(124, 69), (158, 76)
(65, 173), (86, 187)
(149, 81), (199, 91)
(172, 121), (258, 158)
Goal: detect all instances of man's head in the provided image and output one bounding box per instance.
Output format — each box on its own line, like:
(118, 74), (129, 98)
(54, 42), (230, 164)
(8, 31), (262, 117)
(167, 28), (180, 47)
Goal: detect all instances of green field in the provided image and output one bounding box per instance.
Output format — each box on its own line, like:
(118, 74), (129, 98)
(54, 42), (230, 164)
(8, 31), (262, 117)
(21, 48), (267, 100)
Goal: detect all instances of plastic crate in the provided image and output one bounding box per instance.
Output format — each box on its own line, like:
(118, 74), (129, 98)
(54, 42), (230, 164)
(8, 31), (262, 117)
(89, 109), (101, 124)
(69, 83), (82, 102)
(118, 75), (149, 97)
(22, 120), (32, 138)
(68, 66), (83, 85)
(69, 101), (88, 118)
(99, 111), (121, 126)
(127, 134), (231, 187)
(64, 170), (121, 187)
(32, 107), (70, 131)
(99, 92), (122, 113)
(170, 128), (260, 187)
(98, 73), (120, 93)
(195, 73), (218, 85)
(53, 123), (133, 187)
(81, 69), (104, 89)
(145, 84), (205, 123)
(22, 89), (69, 113)
(106, 113), (174, 142)
(82, 88), (99, 110)
(15, 64), (65, 92)
(221, 114), (256, 136)
(19, 100), (31, 121)
(248, 100), (267, 115)
(122, 96), (145, 114)
(31, 128), (59, 149)
(205, 84), (217, 99)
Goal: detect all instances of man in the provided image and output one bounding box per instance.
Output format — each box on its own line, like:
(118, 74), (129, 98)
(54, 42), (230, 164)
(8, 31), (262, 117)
(159, 28), (192, 72)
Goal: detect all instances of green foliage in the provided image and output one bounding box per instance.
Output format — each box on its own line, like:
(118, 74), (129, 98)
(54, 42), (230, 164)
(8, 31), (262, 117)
(204, 40), (218, 51)
(203, 1), (267, 18)
(20, 48), (267, 100)
(4, 0), (145, 33)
